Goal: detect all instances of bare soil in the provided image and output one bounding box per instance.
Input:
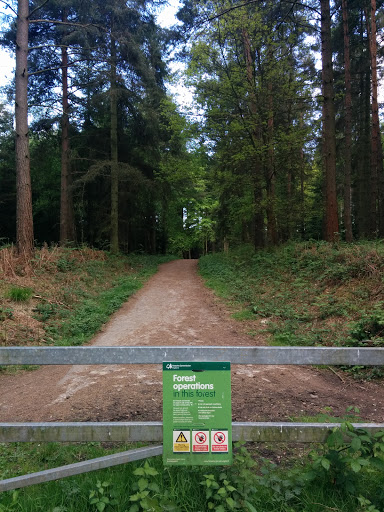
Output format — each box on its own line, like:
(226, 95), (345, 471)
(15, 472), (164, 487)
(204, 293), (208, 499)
(1, 259), (383, 424)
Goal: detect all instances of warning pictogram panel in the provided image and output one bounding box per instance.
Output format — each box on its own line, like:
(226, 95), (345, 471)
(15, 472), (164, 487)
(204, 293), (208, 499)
(176, 432), (188, 442)
(192, 430), (209, 452)
(211, 430), (228, 452)
(173, 430), (190, 452)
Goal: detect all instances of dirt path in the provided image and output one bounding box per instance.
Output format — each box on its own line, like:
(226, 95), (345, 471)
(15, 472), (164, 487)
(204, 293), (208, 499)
(1, 259), (383, 423)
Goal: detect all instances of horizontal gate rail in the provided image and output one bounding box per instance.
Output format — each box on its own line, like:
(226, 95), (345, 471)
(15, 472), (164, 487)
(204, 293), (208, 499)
(1, 421), (384, 443)
(0, 445), (163, 493)
(1, 346), (384, 366)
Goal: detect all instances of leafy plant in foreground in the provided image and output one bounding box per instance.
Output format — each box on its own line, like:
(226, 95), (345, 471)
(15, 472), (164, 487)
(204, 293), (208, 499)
(258, 460), (312, 505)
(199, 442), (264, 511)
(309, 422), (384, 494)
(89, 480), (117, 511)
(128, 461), (179, 512)
(200, 473), (240, 511)
(357, 496), (381, 512)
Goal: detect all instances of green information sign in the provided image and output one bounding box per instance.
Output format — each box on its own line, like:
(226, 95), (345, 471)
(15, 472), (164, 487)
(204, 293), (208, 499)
(163, 361), (232, 466)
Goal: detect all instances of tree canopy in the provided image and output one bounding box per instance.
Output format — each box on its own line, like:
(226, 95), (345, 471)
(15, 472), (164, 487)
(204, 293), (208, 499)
(0, 0), (383, 255)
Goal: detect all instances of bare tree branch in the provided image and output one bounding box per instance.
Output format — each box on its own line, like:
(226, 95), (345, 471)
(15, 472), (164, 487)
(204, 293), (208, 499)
(201, 0), (320, 25)
(28, 43), (69, 51)
(29, 67), (60, 76)
(29, 0), (50, 19)
(28, 43), (102, 55)
(0, 0), (17, 17)
(29, 18), (106, 32)
(28, 57), (96, 75)
(275, 0), (298, 30)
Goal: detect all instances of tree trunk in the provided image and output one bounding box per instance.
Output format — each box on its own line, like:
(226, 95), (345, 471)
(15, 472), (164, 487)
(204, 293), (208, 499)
(110, 32), (119, 254)
(342, 0), (353, 242)
(298, 110), (306, 239)
(253, 181), (264, 249)
(300, 146), (305, 238)
(320, 0), (339, 241)
(284, 69), (295, 242)
(242, 27), (264, 249)
(60, 9), (76, 245)
(367, 0), (383, 237)
(355, 9), (371, 238)
(266, 80), (277, 246)
(15, 0), (34, 258)
(378, 133), (384, 237)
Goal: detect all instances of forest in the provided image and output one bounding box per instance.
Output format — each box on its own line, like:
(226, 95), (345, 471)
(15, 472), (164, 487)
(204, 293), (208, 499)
(0, 0), (383, 257)
(1, 3), (384, 508)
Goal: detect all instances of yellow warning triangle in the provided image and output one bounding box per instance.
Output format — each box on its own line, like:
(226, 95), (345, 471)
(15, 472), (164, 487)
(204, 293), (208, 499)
(176, 432), (188, 443)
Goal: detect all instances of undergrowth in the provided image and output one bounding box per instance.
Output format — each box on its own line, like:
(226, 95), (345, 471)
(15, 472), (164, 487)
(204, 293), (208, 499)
(0, 246), (174, 350)
(1, 425), (384, 511)
(199, 241), (384, 378)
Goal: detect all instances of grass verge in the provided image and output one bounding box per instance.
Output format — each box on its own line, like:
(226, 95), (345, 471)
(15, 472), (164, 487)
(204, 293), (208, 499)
(0, 247), (174, 349)
(199, 241), (384, 379)
(1, 431), (384, 511)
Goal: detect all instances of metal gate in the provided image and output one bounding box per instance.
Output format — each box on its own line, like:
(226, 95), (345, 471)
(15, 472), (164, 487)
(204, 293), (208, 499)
(1, 345), (384, 491)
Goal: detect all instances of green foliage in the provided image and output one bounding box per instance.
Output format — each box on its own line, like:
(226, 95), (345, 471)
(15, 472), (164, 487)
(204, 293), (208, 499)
(200, 473), (239, 511)
(0, 104), (16, 243)
(157, 112), (217, 257)
(309, 423), (384, 494)
(183, 0), (320, 246)
(30, 132), (61, 243)
(0, 491), (20, 511)
(0, 307), (13, 321)
(168, 231), (196, 257)
(1, 433), (384, 511)
(57, 257), (77, 273)
(89, 481), (117, 512)
(349, 303), (384, 343)
(258, 461), (311, 504)
(357, 496), (381, 512)
(33, 302), (58, 322)
(199, 242), (384, 352)
(198, 441), (262, 511)
(6, 287), (33, 302)
(128, 461), (179, 512)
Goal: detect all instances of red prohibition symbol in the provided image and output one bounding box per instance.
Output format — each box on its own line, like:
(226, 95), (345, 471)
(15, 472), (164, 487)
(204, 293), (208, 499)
(195, 432), (207, 444)
(214, 432), (226, 444)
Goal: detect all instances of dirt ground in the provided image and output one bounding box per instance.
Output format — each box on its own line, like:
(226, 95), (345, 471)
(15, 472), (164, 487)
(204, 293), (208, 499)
(0, 259), (383, 424)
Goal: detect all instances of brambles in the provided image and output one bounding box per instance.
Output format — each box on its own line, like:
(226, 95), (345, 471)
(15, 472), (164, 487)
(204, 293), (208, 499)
(0, 247), (174, 348)
(1, 430), (384, 511)
(199, 242), (384, 352)
(349, 304), (384, 343)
